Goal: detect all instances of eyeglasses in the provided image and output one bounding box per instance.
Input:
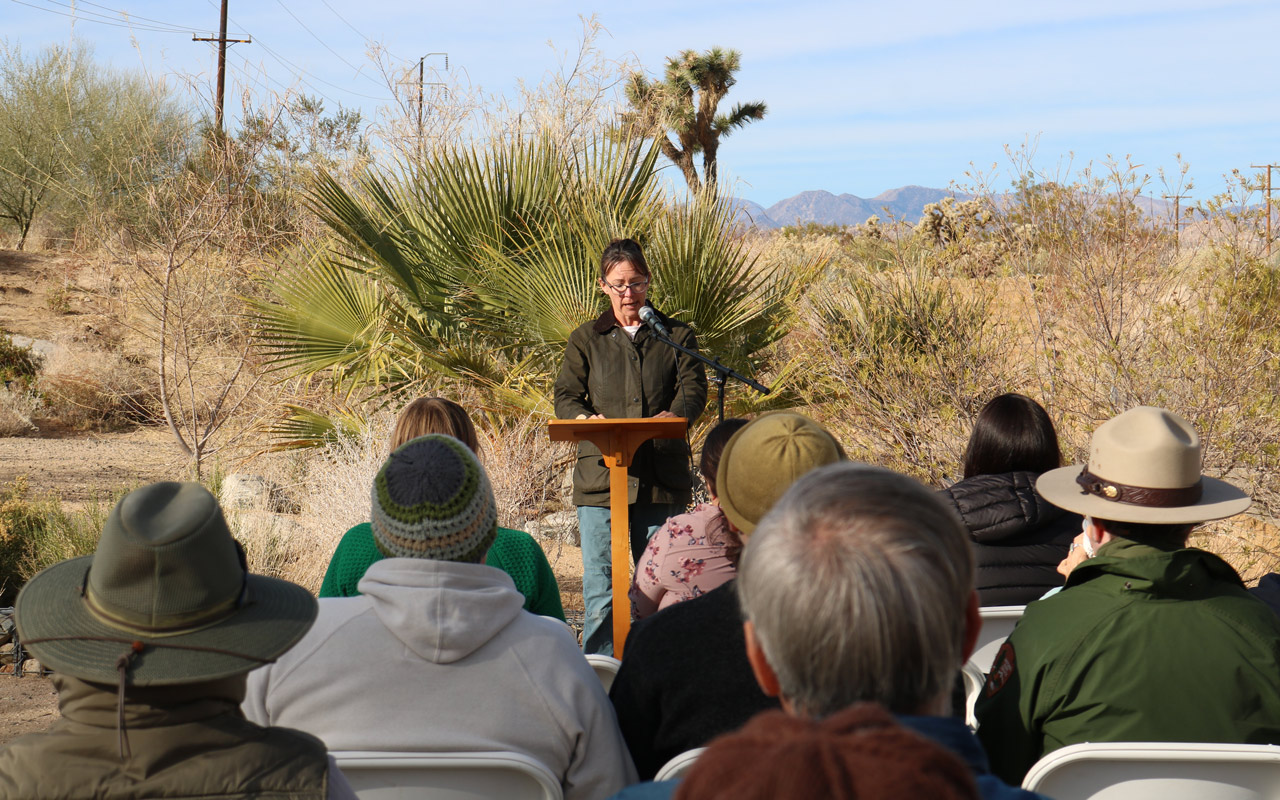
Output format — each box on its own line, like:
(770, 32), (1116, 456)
(603, 279), (649, 295)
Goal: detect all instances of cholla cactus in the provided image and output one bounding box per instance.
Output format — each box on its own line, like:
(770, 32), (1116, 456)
(854, 215), (884, 240)
(914, 197), (992, 247)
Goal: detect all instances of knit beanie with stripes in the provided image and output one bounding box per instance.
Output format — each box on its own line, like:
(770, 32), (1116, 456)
(370, 434), (498, 563)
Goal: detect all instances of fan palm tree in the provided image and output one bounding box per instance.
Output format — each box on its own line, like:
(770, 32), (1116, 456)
(621, 47), (767, 195)
(251, 133), (803, 446)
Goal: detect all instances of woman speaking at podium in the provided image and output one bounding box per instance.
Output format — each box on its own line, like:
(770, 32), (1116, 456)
(554, 238), (707, 655)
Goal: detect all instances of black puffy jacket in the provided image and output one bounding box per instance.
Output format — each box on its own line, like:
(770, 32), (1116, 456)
(939, 471), (1081, 606)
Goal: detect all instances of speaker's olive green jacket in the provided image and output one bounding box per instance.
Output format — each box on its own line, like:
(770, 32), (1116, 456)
(554, 306), (707, 508)
(975, 538), (1280, 785)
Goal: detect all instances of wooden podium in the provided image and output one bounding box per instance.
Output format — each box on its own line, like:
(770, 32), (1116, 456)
(549, 417), (688, 656)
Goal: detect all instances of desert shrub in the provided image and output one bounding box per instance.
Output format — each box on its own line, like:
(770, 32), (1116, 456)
(792, 255), (1019, 482)
(0, 478), (108, 604)
(0, 333), (40, 390)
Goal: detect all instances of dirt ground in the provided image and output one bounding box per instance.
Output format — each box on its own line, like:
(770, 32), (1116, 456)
(0, 676), (58, 743)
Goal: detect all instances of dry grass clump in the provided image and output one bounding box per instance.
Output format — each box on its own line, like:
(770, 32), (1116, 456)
(0, 388), (40, 436)
(37, 344), (156, 430)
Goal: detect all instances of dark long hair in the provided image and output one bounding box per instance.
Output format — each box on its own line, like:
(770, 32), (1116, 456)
(962, 393), (1061, 479)
(702, 418), (749, 565)
(701, 418), (749, 497)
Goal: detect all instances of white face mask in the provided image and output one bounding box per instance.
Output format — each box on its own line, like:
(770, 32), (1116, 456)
(1081, 516), (1097, 557)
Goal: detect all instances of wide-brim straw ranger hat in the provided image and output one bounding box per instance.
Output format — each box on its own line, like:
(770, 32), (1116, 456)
(1036, 406), (1250, 525)
(15, 481), (317, 688)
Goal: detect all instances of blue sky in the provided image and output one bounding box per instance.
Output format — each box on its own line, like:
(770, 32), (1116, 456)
(7, 0), (1277, 206)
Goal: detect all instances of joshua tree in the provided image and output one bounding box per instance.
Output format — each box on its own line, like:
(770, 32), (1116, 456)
(621, 47), (766, 195)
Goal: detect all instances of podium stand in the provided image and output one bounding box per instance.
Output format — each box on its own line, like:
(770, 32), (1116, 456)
(549, 417), (688, 657)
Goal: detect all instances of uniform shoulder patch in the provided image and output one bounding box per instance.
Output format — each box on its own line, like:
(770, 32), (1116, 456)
(984, 641), (1016, 697)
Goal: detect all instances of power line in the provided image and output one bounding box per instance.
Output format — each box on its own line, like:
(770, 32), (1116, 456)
(257, 39), (391, 101)
(272, 0), (372, 82)
(9, 0), (202, 33)
(48, 0), (211, 33)
(202, 0), (394, 103)
(316, 0), (371, 45)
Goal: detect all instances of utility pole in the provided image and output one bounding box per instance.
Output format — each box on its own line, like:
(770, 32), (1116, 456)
(1162, 192), (1191, 252)
(193, 0), (252, 133)
(1252, 164), (1277, 257)
(416, 53), (448, 148)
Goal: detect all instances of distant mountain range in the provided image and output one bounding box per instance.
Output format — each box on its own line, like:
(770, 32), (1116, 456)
(736, 186), (1179, 229)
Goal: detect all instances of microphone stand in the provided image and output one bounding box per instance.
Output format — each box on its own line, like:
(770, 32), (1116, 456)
(647, 329), (770, 423)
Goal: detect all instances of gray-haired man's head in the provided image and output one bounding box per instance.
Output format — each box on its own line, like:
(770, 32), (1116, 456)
(738, 462), (977, 718)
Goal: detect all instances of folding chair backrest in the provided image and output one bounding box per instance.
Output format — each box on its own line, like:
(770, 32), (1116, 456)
(585, 654), (622, 693)
(971, 605), (1025, 673)
(654, 748), (706, 782)
(1022, 741), (1280, 800)
(960, 660), (986, 730)
(332, 750), (563, 800)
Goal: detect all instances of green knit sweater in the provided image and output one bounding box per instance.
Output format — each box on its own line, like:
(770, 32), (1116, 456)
(318, 522), (566, 622)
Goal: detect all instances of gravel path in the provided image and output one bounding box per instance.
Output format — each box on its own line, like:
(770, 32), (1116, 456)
(0, 427), (181, 504)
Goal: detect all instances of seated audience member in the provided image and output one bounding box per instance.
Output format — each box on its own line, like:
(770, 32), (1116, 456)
(617, 704), (979, 800)
(1251, 572), (1280, 617)
(319, 396), (564, 622)
(609, 411), (845, 779)
(612, 463), (1043, 800)
(245, 435), (634, 800)
(631, 418), (748, 619)
(976, 406), (1280, 784)
(0, 482), (356, 800)
(939, 393), (1080, 605)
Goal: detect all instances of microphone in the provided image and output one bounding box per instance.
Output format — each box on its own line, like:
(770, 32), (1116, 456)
(638, 305), (672, 339)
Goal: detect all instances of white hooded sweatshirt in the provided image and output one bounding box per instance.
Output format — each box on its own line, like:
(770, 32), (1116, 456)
(243, 558), (636, 800)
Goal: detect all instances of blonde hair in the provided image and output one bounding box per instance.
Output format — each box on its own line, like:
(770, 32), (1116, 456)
(390, 397), (480, 456)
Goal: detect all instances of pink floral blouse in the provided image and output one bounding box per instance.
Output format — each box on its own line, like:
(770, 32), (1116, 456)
(630, 503), (737, 620)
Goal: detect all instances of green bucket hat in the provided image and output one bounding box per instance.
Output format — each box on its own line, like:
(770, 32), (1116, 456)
(716, 411), (846, 536)
(15, 481), (317, 687)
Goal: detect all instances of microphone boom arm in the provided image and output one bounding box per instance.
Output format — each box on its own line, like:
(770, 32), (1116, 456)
(646, 327), (770, 424)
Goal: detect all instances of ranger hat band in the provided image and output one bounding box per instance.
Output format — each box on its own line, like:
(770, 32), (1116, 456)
(1037, 406), (1250, 525)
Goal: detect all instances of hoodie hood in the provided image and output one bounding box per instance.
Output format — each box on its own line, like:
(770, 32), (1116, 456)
(357, 558), (524, 664)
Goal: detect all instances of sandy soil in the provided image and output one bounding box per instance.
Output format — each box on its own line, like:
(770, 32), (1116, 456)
(0, 426), (183, 504)
(0, 676), (58, 743)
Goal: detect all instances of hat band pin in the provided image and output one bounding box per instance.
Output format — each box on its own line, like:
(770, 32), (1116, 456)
(1076, 469), (1203, 508)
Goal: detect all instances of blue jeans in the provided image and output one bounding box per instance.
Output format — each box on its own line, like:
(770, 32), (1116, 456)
(578, 502), (683, 656)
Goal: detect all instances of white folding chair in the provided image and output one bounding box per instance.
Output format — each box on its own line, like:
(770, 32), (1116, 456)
(585, 654), (622, 693)
(332, 750), (563, 800)
(959, 659), (986, 730)
(1022, 741), (1280, 799)
(971, 605), (1025, 674)
(654, 747), (706, 781)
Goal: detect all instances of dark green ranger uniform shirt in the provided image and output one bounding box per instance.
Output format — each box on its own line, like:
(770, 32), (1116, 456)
(975, 538), (1280, 785)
